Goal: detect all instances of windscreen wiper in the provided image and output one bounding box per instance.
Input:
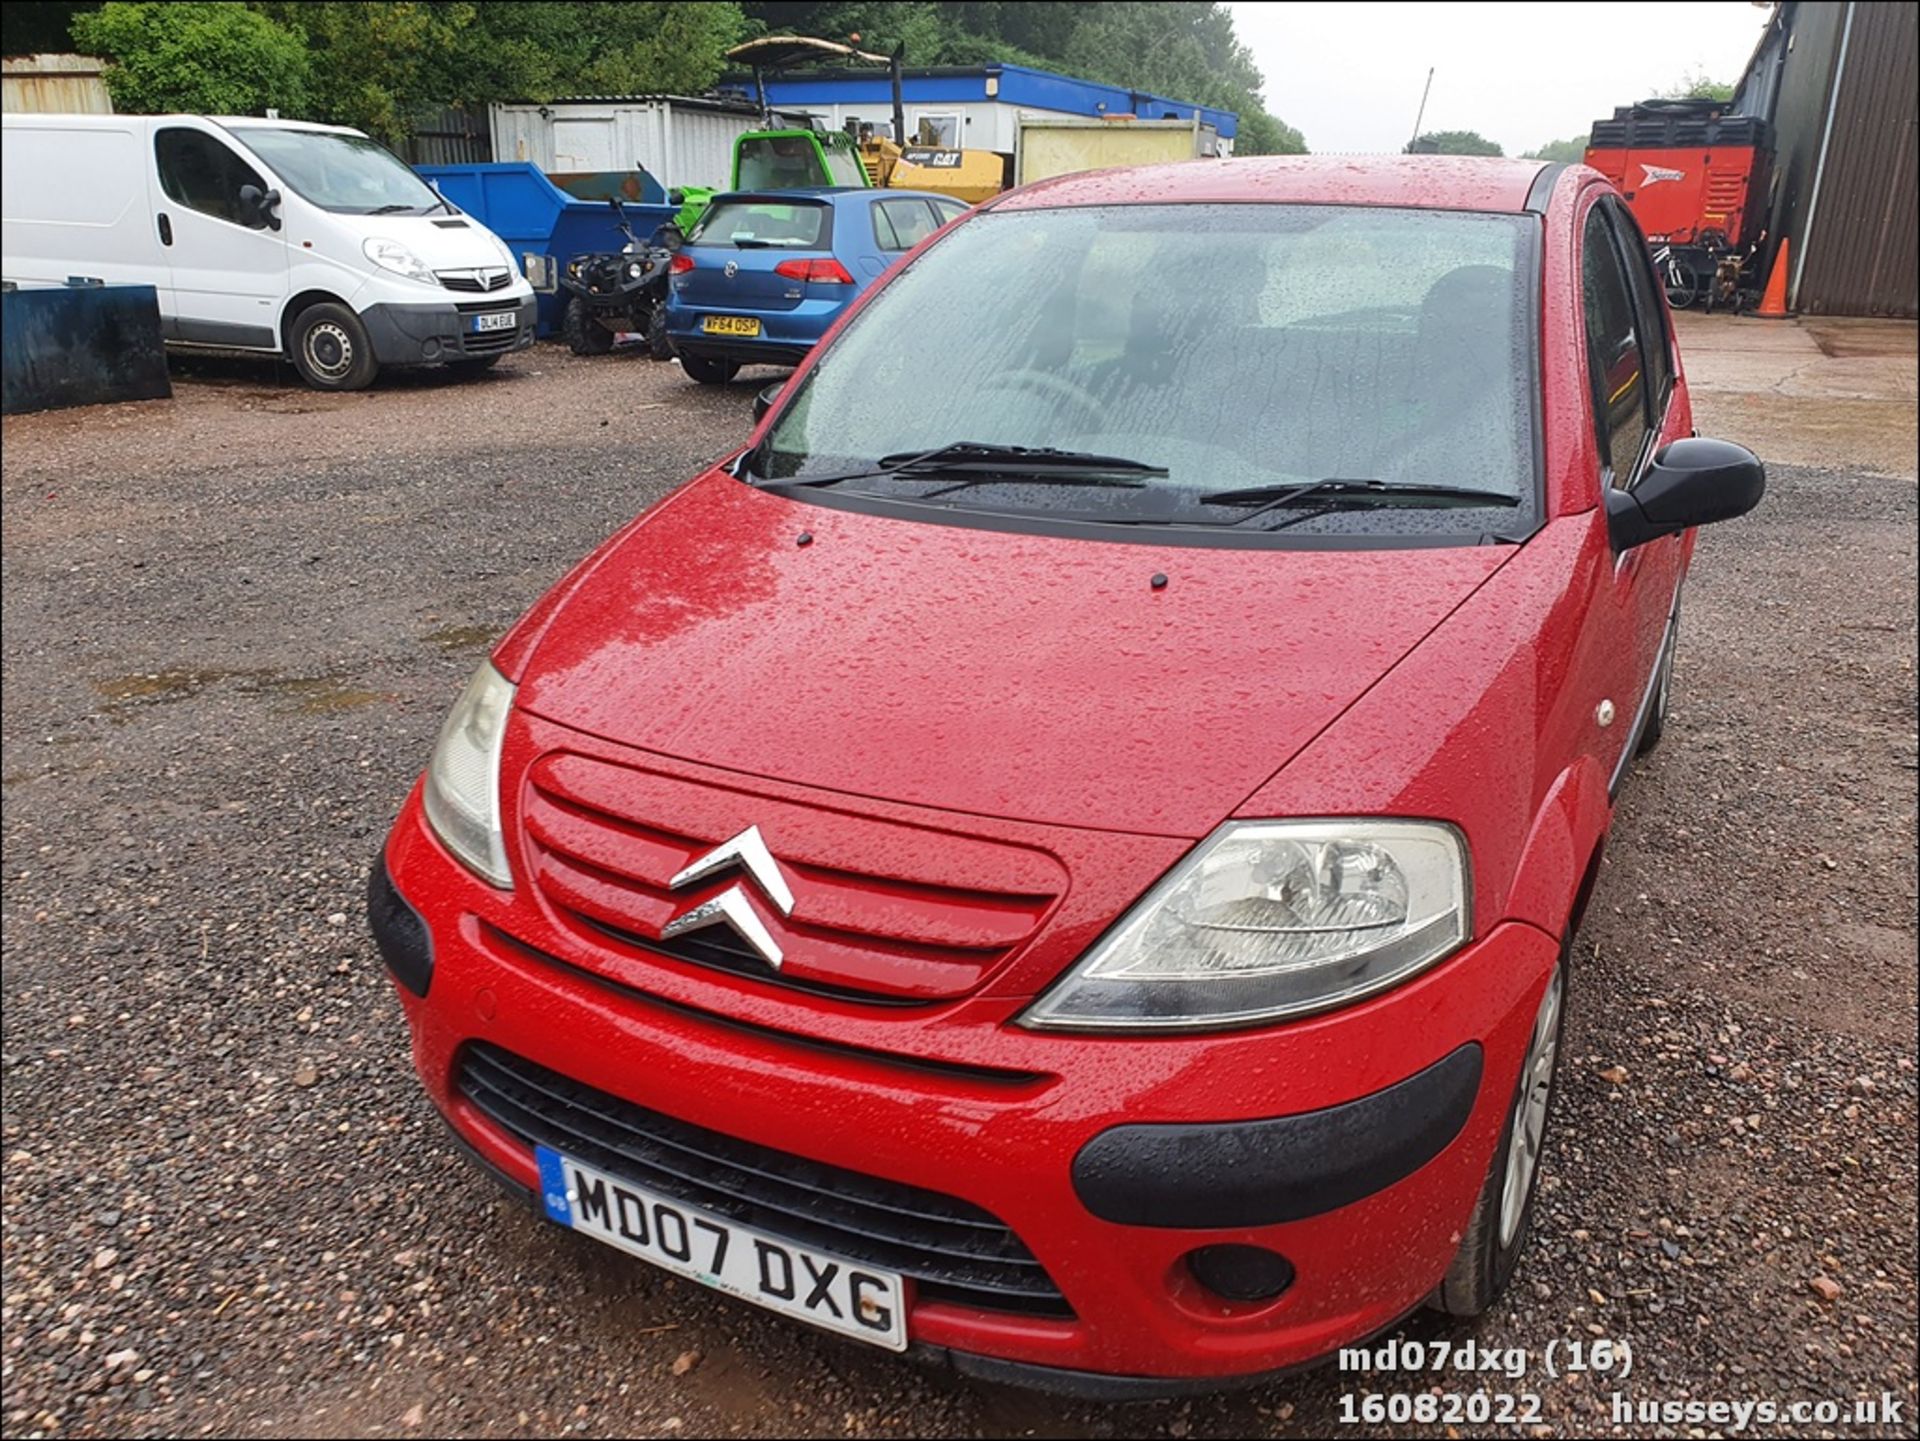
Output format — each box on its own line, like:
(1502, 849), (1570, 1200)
(760, 442), (1168, 493)
(1197, 478), (1519, 528)
(367, 202), (419, 215)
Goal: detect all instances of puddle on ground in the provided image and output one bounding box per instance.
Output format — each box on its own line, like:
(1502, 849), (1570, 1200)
(94, 667), (269, 704)
(423, 624), (494, 654)
(93, 667), (384, 716)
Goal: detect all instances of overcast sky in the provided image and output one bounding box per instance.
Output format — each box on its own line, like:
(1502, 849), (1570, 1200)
(1229, 1), (1773, 155)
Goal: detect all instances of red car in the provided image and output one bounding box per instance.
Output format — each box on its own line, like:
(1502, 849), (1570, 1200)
(371, 156), (1763, 1392)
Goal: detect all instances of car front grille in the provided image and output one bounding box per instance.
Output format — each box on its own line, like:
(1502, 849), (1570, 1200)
(438, 267), (513, 293)
(520, 752), (1060, 1003)
(457, 1042), (1072, 1317)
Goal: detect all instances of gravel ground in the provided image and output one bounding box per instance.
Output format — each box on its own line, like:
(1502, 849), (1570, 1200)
(2, 347), (1915, 1439)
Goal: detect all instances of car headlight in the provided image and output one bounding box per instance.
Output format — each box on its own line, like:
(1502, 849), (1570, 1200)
(626, 261), (643, 279)
(422, 662), (514, 888)
(1019, 820), (1469, 1033)
(363, 237), (439, 286)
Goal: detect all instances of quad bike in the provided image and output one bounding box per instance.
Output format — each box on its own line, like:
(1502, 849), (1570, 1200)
(558, 197), (680, 358)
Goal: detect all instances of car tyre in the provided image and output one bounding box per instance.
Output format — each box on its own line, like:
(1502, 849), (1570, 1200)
(681, 354), (740, 386)
(562, 296), (616, 356)
(1431, 953), (1567, 1317)
(289, 303), (379, 392)
(1636, 620), (1677, 756)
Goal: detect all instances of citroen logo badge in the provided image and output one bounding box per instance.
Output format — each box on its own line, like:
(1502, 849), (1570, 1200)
(660, 826), (794, 968)
(723, 259), (739, 279)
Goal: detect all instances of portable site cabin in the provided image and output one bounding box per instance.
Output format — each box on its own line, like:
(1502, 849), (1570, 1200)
(728, 61), (1238, 161)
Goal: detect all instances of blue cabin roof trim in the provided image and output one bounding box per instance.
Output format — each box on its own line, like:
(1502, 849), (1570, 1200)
(735, 62), (1238, 139)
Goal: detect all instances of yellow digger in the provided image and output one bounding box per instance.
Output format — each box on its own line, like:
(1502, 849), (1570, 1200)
(853, 128), (1009, 206)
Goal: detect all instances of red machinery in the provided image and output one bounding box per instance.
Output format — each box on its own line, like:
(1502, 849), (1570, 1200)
(1584, 98), (1772, 310)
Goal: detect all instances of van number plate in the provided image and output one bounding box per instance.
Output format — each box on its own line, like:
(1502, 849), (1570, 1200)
(535, 1145), (908, 1350)
(470, 312), (517, 333)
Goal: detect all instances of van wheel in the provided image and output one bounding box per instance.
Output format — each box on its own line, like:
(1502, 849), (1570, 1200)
(290, 304), (379, 391)
(1431, 954), (1567, 1316)
(681, 354), (740, 386)
(562, 296), (615, 356)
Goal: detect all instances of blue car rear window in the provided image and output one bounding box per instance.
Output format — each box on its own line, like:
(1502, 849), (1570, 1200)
(691, 200), (831, 249)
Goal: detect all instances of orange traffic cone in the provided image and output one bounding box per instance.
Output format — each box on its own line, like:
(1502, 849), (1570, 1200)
(1754, 237), (1791, 318)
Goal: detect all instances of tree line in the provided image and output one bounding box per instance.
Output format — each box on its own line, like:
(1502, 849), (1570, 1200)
(6, 0), (1307, 154)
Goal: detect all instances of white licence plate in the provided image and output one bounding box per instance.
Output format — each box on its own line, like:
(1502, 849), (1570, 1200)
(535, 1145), (908, 1351)
(470, 311), (517, 333)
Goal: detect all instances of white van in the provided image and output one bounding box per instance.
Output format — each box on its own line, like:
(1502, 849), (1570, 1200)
(1, 113), (536, 390)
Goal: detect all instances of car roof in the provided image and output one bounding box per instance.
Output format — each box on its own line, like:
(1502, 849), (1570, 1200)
(709, 188), (966, 208)
(215, 116), (365, 136)
(994, 154), (1554, 216)
(708, 187), (865, 204)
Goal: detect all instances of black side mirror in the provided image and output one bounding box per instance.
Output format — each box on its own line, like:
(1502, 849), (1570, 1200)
(753, 381), (784, 423)
(238, 183), (281, 231)
(1607, 437), (1765, 550)
(668, 188), (685, 206)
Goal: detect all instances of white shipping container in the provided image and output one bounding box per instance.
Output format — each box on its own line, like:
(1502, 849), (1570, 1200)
(489, 97), (776, 191)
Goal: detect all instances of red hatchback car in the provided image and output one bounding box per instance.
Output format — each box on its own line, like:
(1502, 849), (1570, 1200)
(371, 157), (1763, 1392)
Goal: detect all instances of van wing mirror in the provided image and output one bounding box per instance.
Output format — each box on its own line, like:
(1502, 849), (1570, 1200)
(238, 184), (282, 231)
(753, 380), (784, 423)
(1606, 437), (1765, 551)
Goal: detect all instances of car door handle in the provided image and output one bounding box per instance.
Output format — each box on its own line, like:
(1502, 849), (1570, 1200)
(157, 213), (172, 246)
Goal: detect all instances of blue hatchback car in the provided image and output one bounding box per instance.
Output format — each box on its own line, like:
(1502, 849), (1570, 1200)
(665, 187), (969, 383)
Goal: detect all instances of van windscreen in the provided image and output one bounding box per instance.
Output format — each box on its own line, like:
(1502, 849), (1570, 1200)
(236, 128), (444, 216)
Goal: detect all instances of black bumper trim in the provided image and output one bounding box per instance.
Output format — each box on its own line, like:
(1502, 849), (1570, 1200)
(367, 850), (433, 996)
(1072, 1042), (1483, 1229)
(670, 338), (812, 368)
(359, 296), (537, 366)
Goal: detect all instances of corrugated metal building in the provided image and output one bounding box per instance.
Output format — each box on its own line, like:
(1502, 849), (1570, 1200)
(2, 54), (111, 115)
(489, 95), (776, 191)
(1733, 1), (1918, 317)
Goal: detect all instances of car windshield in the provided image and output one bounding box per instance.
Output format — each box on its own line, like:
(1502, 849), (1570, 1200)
(235, 127), (443, 214)
(760, 203), (1538, 536)
(691, 200), (829, 249)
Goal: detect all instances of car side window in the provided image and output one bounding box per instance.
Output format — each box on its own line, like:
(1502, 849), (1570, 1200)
(934, 200), (968, 225)
(872, 198), (939, 252)
(1580, 205), (1650, 485)
(155, 128), (265, 227)
(1605, 199), (1674, 424)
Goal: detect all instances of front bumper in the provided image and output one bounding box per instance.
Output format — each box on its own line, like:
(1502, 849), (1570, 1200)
(375, 786), (1560, 1384)
(359, 295), (537, 366)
